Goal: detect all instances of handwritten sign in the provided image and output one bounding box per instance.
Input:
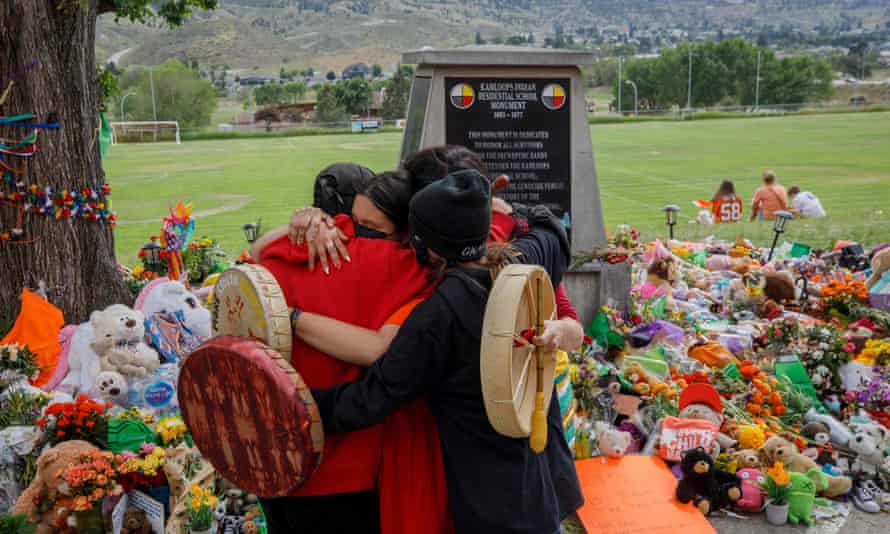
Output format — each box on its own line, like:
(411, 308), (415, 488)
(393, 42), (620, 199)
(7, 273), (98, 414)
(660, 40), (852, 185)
(575, 455), (716, 534)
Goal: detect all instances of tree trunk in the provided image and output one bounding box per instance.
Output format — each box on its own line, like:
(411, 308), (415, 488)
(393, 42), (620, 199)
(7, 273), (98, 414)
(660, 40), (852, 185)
(1, 0), (131, 326)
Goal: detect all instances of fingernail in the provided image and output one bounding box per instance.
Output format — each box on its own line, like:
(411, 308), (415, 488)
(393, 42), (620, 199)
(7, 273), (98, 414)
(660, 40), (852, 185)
(324, 267), (329, 275)
(345, 255), (351, 263)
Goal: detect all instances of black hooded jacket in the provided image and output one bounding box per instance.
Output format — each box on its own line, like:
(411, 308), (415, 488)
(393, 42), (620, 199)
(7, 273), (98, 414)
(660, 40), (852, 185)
(312, 223), (582, 533)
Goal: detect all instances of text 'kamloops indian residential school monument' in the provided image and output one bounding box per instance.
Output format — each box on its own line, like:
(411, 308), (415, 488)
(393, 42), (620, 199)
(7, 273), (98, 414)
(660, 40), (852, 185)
(399, 46), (631, 326)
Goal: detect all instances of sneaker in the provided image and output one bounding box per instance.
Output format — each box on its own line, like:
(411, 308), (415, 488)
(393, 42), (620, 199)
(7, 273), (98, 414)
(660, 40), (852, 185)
(861, 479), (889, 512)
(852, 480), (881, 514)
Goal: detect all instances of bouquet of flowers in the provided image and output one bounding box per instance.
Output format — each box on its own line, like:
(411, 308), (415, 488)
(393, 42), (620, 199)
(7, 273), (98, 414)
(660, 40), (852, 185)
(821, 279), (868, 319)
(609, 225), (640, 250)
(57, 450), (122, 512)
(37, 394), (109, 447)
(124, 265), (161, 295)
(118, 443), (167, 490)
(0, 390), (51, 428)
(797, 325), (854, 395)
(857, 339), (890, 368)
(182, 237), (227, 284)
(845, 366), (890, 410)
(156, 415), (190, 447)
(0, 344), (40, 386)
(763, 317), (800, 353)
(185, 484), (219, 532)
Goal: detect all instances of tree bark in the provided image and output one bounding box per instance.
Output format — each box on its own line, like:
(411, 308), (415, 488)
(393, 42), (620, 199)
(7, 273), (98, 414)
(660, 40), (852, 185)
(1, 0), (131, 325)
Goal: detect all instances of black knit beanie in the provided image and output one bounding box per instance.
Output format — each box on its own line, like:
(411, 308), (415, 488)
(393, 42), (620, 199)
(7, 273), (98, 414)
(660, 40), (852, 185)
(409, 169), (491, 263)
(313, 163), (375, 216)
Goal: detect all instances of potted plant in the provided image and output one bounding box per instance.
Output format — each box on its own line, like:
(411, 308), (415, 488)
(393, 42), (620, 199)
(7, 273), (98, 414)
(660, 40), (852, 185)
(185, 484), (218, 534)
(761, 461), (791, 525)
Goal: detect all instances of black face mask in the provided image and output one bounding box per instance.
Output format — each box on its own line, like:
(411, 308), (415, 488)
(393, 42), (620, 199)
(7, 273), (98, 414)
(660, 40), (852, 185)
(354, 223), (389, 240)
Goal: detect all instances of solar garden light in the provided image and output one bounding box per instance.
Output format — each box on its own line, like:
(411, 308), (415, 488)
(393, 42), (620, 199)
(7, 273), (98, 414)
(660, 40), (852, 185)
(242, 219), (262, 244)
(767, 210), (793, 262)
(142, 241), (163, 272)
(662, 204), (680, 240)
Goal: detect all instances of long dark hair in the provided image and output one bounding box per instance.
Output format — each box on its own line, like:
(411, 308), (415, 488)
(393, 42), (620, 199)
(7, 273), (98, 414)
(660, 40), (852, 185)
(354, 171), (412, 234)
(712, 179), (736, 201)
(402, 145), (489, 194)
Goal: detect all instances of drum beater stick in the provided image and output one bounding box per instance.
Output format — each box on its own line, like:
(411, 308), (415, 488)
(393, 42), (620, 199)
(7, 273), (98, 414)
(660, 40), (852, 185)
(530, 277), (547, 453)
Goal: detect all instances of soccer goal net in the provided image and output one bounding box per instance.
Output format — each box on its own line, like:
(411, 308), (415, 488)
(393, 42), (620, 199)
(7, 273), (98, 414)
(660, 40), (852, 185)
(110, 121), (181, 144)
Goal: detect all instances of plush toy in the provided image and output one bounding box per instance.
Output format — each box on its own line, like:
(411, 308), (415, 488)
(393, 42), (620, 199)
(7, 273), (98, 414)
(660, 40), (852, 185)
(212, 500), (227, 534)
(675, 447), (742, 515)
(647, 257), (678, 310)
(13, 440), (99, 534)
(866, 247), (890, 289)
(138, 280), (212, 339)
(91, 305), (160, 377)
(94, 370), (129, 406)
(839, 360), (876, 393)
(224, 487), (246, 515)
(762, 436), (852, 497)
(57, 322), (100, 395)
(242, 520), (259, 534)
(120, 508), (152, 534)
(786, 469), (830, 526)
(735, 468), (765, 513)
(594, 422), (632, 458)
(677, 383), (736, 453)
(731, 449), (764, 470)
(849, 423), (889, 478)
(800, 421), (836, 466)
(764, 271), (796, 304)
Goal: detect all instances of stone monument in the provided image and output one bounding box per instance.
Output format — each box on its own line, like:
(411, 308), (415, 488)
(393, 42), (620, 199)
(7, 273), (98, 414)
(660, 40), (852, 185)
(400, 46), (631, 327)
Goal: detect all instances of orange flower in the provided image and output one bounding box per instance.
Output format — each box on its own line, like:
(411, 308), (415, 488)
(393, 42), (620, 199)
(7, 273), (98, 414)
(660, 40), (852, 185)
(768, 461), (790, 486)
(73, 496), (90, 511)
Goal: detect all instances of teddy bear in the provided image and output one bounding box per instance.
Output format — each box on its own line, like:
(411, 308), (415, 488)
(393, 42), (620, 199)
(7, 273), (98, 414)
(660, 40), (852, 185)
(594, 421), (632, 458)
(866, 247), (890, 289)
(137, 280), (212, 339)
(120, 508), (152, 534)
(646, 257), (678, 310)
(13, 440), (99, 534)
(762, 435), (852, 497)
(735, 468), (765, 513)
(675, 447), (742, 515)
(849, 422), (889, 479)
(731, 449), (763, 470)
(764, 270), (796, 304)
(839, 360), (875, 393)
(800, 421), (837, 467)
(91, 304), (160, 377)
(242, 520), (259, 534)
(94, 370), (129, 406)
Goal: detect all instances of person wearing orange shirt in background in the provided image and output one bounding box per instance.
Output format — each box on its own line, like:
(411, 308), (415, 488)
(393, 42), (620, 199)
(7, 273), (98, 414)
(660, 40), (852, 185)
(750, 170), (788, 221)
(710, 179), (743, 223)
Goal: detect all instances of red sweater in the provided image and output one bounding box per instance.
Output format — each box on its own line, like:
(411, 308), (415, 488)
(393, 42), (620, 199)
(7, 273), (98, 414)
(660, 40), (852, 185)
(260, 216), (432, 496)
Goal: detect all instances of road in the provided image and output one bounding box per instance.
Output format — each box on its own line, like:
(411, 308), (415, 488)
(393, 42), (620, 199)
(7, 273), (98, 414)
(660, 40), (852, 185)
(710, 508), (887, 534)
(108, 47), (132, 67)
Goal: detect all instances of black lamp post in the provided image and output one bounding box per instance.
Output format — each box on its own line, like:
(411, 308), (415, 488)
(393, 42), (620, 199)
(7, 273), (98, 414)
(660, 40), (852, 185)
(767, 210), (793, 262)
(242, 219), (262, 244)
(142, 242), (162, 272)
(662, 204), (680, 240)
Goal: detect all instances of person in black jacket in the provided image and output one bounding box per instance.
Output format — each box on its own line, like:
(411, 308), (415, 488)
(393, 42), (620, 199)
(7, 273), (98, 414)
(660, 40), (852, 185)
(311, 169), (582, 534)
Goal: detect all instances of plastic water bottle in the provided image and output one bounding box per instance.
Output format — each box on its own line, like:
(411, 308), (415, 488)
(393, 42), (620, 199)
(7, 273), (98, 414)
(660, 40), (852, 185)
(128, 364), (180, 417)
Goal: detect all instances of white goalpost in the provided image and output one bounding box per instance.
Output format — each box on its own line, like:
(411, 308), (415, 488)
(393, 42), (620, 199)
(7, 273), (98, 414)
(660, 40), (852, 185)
(110, 121), (181, 145)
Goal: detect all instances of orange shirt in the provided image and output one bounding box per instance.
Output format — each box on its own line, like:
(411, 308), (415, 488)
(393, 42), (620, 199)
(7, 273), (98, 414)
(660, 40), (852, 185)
(712, 195), (743, 223)
(751, 185), (788, 220)
(379, 299), (453, 534)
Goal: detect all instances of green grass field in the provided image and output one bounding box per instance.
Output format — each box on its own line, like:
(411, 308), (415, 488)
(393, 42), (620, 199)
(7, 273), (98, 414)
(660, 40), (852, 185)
(104, 112), (890, 263)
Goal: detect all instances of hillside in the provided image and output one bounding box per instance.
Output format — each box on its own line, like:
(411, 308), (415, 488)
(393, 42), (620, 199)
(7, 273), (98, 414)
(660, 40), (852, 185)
(97, 1), (890, 73)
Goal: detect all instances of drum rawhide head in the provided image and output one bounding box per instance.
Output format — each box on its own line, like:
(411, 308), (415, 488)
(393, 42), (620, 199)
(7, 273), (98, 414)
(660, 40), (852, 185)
(179, 336), (323, 496)
(480, 264), (556, 438)
(213, 264), (292, 359)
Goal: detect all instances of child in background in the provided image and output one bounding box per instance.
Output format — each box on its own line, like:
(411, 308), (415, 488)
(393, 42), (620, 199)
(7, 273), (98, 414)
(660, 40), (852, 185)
(711, 180), (743, 223)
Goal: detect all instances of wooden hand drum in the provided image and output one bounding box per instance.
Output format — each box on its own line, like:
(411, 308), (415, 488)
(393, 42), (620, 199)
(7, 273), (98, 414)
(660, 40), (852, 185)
(480, 264), (556, 449)
(179, 336), (323, 496)
(212, 264), (292, 358)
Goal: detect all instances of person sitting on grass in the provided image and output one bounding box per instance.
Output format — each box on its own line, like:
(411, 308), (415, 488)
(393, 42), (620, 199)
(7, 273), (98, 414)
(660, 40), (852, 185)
(788, 186), (826, 218)
(710, 179), (743, 223)
(750, 170), (788, 221)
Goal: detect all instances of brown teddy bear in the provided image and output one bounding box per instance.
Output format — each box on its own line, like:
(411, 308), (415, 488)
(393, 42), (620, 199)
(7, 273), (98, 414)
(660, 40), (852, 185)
(762, 436), (851, 498)
(731, 449), (763, 470)
(121, 509), (152, 534)
(866, 247), (890, 289)
(764, 271), (796, 304)
(13, 440), (99, 534)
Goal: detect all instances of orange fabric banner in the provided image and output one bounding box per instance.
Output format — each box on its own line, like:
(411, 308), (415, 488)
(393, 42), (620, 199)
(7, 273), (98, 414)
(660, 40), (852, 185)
(575, 455), (717, 534)
(1, 289), (64, 387)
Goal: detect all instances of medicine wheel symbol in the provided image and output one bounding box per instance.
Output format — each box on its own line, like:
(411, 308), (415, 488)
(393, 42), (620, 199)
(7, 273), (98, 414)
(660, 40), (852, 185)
(450, 83), (475, 110)
(541, 84), (567, 110)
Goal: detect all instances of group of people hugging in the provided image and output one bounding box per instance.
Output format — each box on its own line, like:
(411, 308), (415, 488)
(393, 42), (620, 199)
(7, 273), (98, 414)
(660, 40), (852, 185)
(248, 145), (585, 534)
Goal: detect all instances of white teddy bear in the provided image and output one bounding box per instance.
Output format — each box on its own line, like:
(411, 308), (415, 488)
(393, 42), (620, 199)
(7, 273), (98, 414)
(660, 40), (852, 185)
(91, 305), (160, 377)
(594, 421), (632, 458)
(138, 280), (212, 339)
(850, 422), (890, 478)
(94, 371), (129, 405)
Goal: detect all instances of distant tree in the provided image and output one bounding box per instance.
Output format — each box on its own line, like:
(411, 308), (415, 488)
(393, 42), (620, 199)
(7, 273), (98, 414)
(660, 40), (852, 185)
(280, 66), (286, 80)
(528, 32), (535, 44)
(333, 77), (372, 114)
(371, 64), (383, 78)
(285, 81), (308, 103)
(475, 31), (484, 45)
(254, 83), (287, 105)
(381, 65), (411, 119)
(401, 65), (415, 77)
(190, 59), (200, 71)
(306, 66), (315, 77)
(326, 71), (337, 81)
(506, 35), (526, 46)
(315, 84), (348, 123)
(121, 61), (217, 128)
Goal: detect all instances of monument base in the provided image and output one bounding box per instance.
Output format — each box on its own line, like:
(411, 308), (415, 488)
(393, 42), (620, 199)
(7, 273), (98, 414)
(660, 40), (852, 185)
(563, 262), (632, 331)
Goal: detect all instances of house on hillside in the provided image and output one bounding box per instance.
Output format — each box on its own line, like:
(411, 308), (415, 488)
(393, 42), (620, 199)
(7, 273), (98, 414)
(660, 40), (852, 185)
(342, 63), (370, 80)
(238, 76), (276, 86)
